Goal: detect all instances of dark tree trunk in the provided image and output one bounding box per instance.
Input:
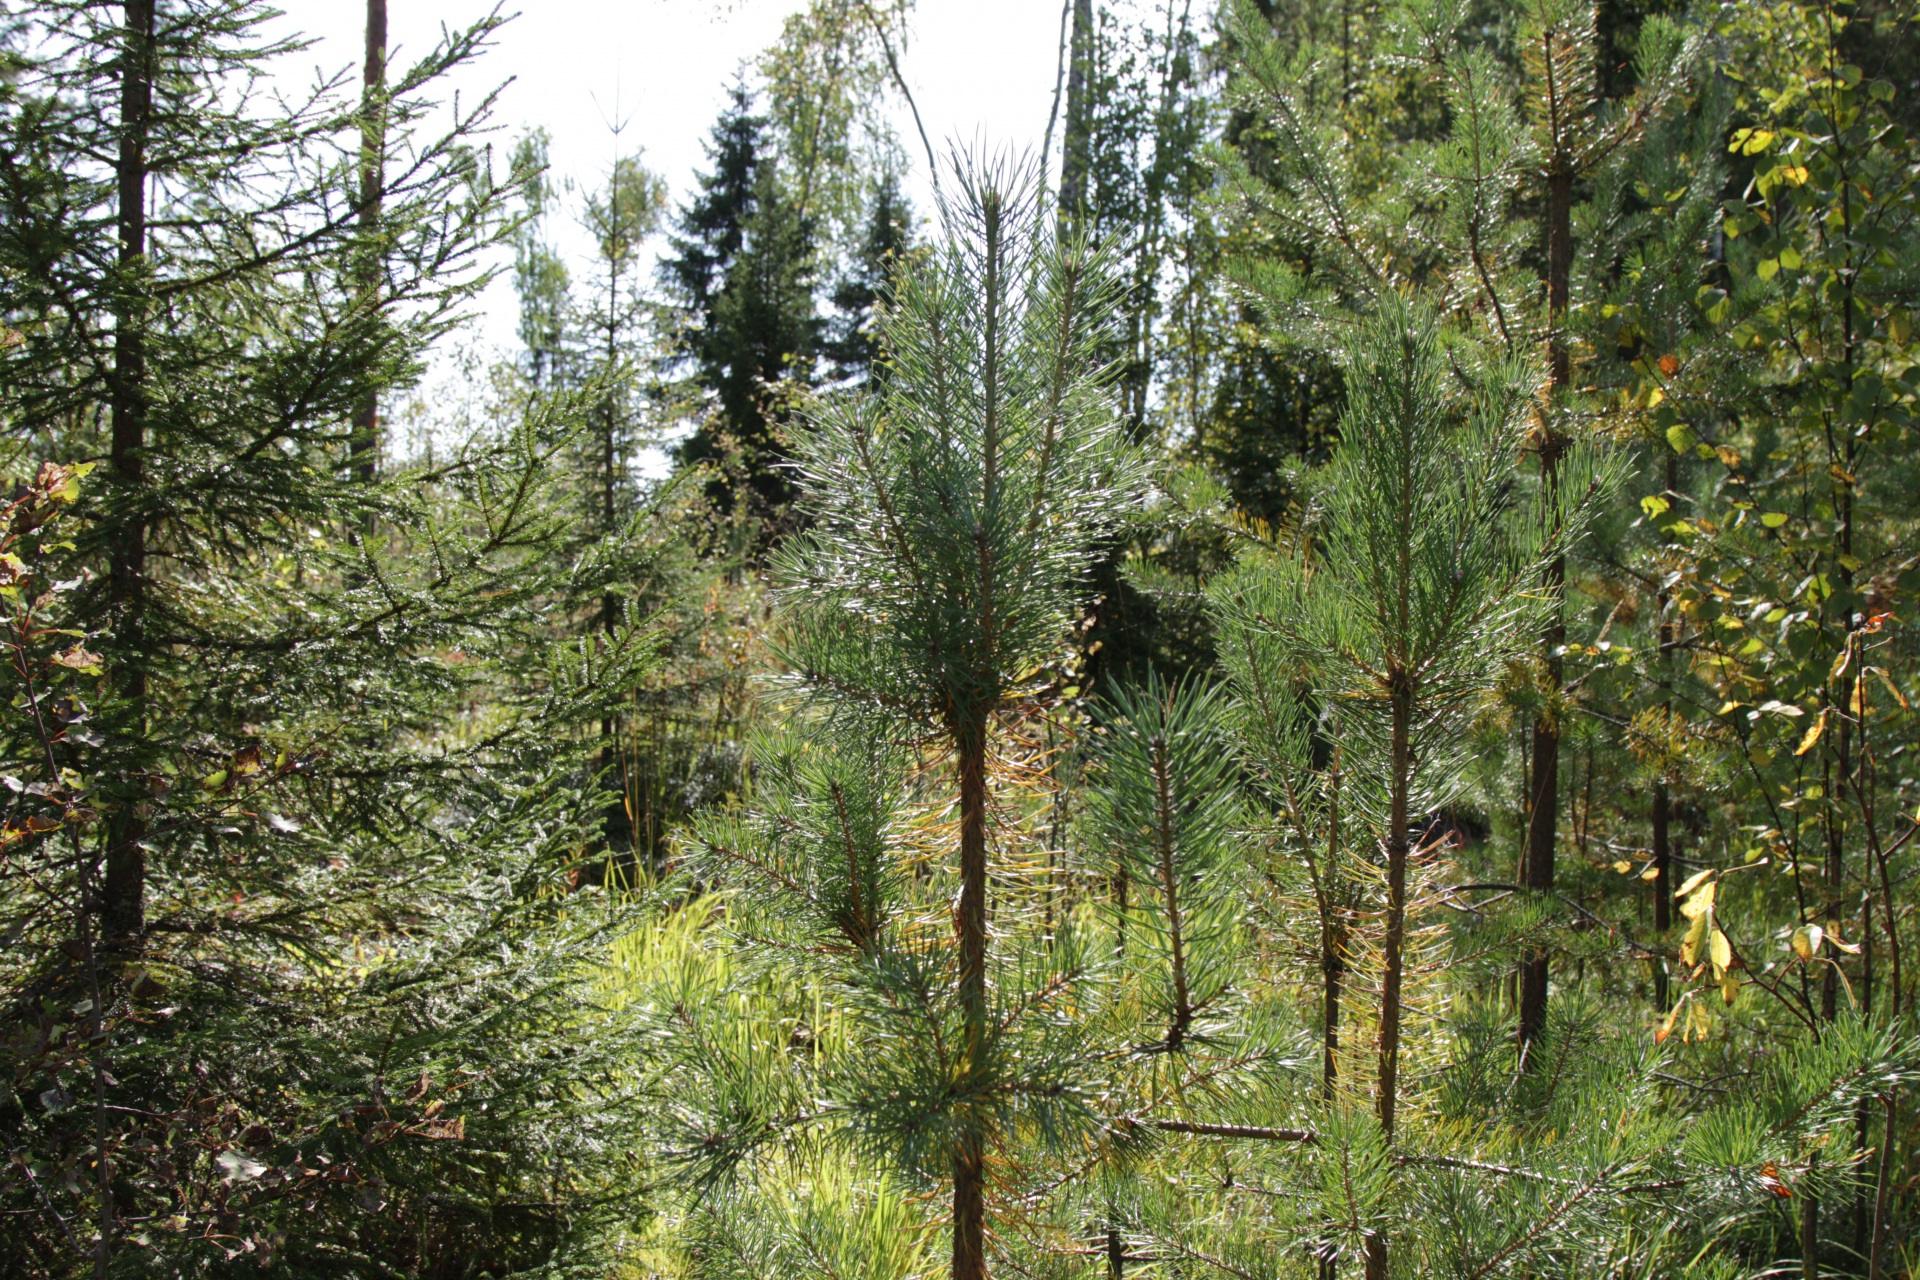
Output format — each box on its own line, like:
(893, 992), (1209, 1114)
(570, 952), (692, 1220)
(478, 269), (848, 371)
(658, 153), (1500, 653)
(1365, 669), (1413, 1280)
(598, 230), (633, 869)
(1801, 1149), (1819, 1280)
(1322, 759), (1343, 1100)
(1518, 165), (1574, 1058)
(953, 714), (991, 1280)
(103, 0), (156, 946)
(1652, 450), (1676, 1009)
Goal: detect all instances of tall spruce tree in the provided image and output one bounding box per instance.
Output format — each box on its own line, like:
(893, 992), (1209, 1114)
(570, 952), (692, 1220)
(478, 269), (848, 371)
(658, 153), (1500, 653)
(664, 81), (821, 528)
(0, 3), (660, 1272)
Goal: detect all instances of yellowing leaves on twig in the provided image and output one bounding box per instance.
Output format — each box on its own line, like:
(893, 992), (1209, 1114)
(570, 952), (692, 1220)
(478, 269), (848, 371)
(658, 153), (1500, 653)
(1709, 928), (1734, 973)
(1679, 877), (1716, 920)
(1681, 912), (1709, 967)
(1795, 708), (1829, 756)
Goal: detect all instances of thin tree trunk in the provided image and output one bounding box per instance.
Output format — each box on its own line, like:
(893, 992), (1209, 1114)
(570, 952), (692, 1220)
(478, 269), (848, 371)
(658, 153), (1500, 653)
(1801, 1149), (1819, 1280)
(1366, 670), (1413, 1280)
(1058, 0), (1093, 228)
(1868, 1093), (1896, 1279)
(352, 0), (387, 487)
(1652, 451), (1676, 1010)
(599, 238), (632, 870)
(1152, 728), (1193, 1050)
(1519, 165), (1574, 1058)
(1323, 756), (1343, 1100)
(104, 0), (156, 947)
(1106, 1224), (1125, 1279)
(953, 715), (991, 1280)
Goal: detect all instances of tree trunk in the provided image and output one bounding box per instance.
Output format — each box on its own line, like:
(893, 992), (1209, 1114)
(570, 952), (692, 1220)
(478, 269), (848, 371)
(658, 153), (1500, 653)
(1801, 1149), (1819, 1280)
(598, 237), (632, 870)
(1518, 165), (1574, 1058)
(1322, 757), (1343, 1099)
(352, 0), (387, 487)
(1868, 1093), (1896, 1279)
(1366, 670), (1412, 1280)
(1652, 451), (1676, 1010)
(1058, 0), (1093, 227)
(103, 0), (156, 947)
(1323, 927), (1344, 1100)
(953, 715), (991, 1280)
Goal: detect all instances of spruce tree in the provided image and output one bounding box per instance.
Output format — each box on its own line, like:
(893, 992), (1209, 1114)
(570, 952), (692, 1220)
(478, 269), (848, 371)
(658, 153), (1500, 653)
(664, 82), (821, 528)
(0, 3), (659, 1271)
(823, 169), (913, 386)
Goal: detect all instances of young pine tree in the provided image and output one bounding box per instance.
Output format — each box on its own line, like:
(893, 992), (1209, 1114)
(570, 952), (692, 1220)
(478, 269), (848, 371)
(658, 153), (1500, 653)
(1204, 300), (1605, 1278)
(664, 160), (1143, 1280)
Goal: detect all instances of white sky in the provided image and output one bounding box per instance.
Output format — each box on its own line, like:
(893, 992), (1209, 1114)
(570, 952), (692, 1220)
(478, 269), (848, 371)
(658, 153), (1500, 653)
(268, 0), (1076, 355)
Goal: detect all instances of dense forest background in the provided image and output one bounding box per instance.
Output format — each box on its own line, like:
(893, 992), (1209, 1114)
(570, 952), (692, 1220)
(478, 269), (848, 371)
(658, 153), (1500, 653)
(3, 0), (1920, 1277)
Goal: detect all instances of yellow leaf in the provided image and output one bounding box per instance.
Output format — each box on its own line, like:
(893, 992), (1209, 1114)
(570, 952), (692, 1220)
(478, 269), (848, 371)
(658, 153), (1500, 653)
(1681, 912), (1708, 966)
(1640, 864), (1661, 882)
(1655, 1000), (1682, 1044)
(1612, 859), (1634, 875)
(1791, 924), (1823, 961)
(1795, 709), (1828, 757)
(1721, 971), (1741, 1006)
(1676, 867), (1716, 898)
(1778, 165), (1809, 186)
(1760, 511), (1790, 528)
(1640, 494), (1671, 519)
(1710, 928), (1733, 971)
(1715, 445), (1741, 468)
(202, 770), (229, 791)
(1831, 644), (1853, 681)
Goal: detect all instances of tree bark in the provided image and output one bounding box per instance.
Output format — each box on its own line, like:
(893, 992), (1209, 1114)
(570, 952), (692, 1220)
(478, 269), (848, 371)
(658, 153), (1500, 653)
(1518, 164), (1574, 1058)
(1652, 451), (1676, 1010)
(1366, 669), (1412, 1280)
(953, 715), (991, 1280)
(1868, 1093), (1896, 1279)
(103, 0), (156, 946)
(1800, 1149), (1819, 1280)
(352, 0), (387, 487)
